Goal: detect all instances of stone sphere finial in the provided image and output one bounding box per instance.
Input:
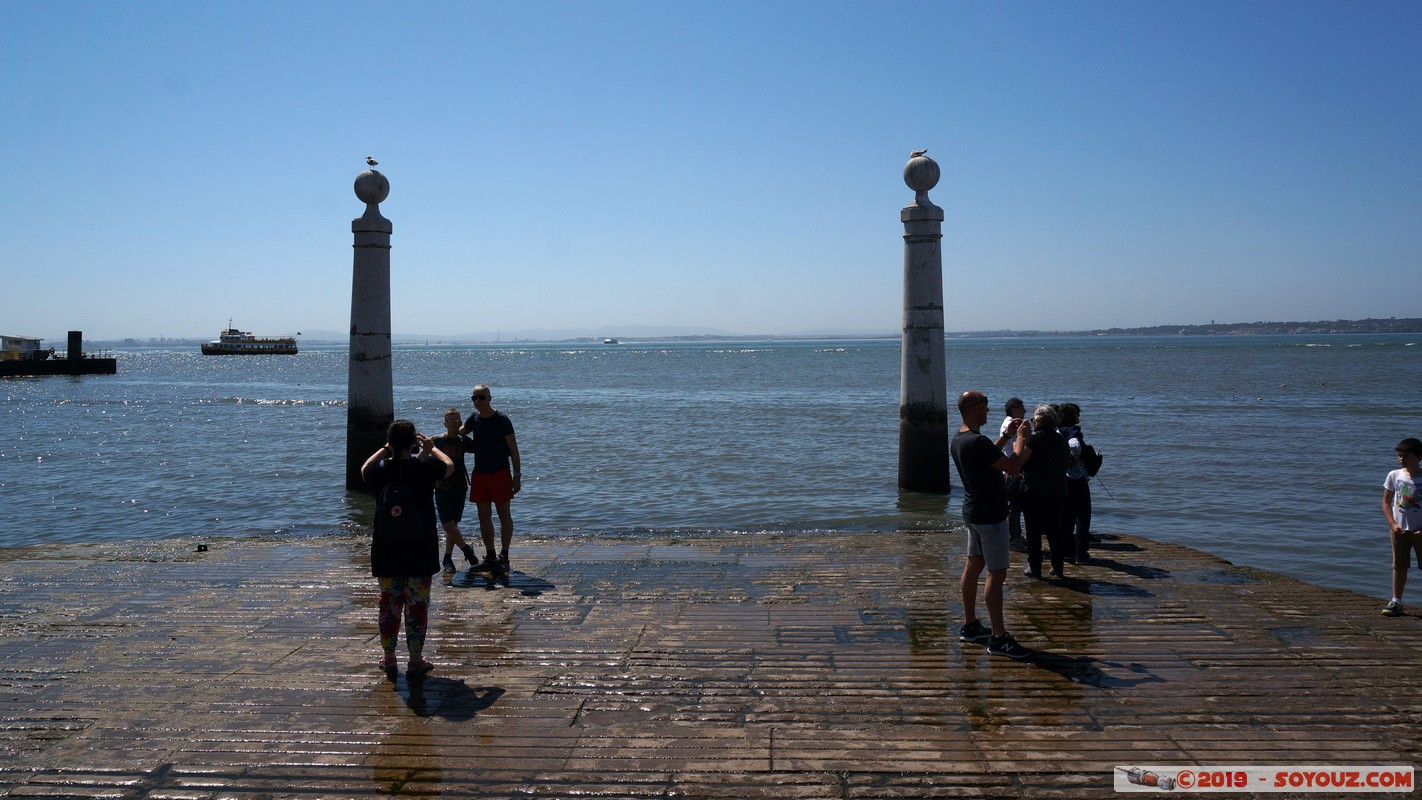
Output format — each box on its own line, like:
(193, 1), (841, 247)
(903, 151), (940, 207)
(355, 169), (390, 206)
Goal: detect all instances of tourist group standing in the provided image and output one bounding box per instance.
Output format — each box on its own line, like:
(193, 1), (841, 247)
(951, 392), (1102, 660)
(361, 384), (522, 677)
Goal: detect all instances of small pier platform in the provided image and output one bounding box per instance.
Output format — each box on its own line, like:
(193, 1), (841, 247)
(0, 356), (116, 377)
(0, 529), (1416, 798)
(0, 330), (115, 377)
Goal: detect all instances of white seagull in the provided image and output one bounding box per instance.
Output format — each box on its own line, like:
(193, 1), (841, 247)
(909, 149), (927, 158)
(365, 156), (378, 166)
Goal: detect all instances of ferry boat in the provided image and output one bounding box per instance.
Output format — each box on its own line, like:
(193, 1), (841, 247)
(201, 321), (299, 355)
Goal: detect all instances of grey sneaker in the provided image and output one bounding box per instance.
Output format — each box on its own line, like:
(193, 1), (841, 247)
(987, 633), (1033, 660)
(959, 619), (992, 644)
(1381, 600), (1404, 617)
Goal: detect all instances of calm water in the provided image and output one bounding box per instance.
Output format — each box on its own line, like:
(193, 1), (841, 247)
(2, 335), (1418, 598)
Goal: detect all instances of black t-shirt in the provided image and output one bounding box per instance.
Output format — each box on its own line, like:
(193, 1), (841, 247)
(431, 433), (474, 490)
(464, 411), (516, 473)
(363, 456), (444, 578)
(950, 429), (1008, 524)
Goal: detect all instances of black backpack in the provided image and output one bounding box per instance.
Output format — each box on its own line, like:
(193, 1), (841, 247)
(374, 461), (425, 543)
(1067, 425), (1104, 478)
(1079, 434), (1104, 477)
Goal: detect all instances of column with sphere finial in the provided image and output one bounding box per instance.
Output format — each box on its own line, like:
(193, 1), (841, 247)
(346, 167), (395, 491)
(899, 150), (950, 494)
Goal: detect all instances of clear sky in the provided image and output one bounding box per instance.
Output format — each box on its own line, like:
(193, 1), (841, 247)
(4, 1), (1419, 341)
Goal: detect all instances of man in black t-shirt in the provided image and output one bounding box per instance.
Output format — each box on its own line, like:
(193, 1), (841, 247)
(949, 390), (1033, 660)
(460, 384), (522, 573)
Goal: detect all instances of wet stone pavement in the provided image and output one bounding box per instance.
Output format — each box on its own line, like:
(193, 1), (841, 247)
(0, 529), (1418, 799)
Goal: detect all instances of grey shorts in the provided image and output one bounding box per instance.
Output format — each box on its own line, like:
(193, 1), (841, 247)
(965, 519), (1011, 572)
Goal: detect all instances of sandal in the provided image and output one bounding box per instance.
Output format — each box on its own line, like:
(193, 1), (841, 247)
(378, 654), (397, 673)
(407, 658), (435, 677)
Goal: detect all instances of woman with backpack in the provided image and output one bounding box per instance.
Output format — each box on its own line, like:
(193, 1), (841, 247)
(361, 419), (453, 677)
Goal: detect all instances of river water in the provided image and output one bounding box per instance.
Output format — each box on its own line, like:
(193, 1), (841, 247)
(2, 334), (1417, 599)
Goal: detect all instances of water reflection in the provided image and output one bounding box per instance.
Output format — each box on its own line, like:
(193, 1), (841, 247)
(369, 675), (504, 794)
(895, 490), (951, 524)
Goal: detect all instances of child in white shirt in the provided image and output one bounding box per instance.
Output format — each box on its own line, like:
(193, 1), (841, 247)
(1380, 437), (1422, 616)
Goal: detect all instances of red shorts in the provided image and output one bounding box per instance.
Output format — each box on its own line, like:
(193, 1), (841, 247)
(469, 469), (513, 504)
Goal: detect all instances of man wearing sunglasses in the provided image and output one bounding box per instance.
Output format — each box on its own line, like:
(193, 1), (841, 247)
(461, 384), (522, 573)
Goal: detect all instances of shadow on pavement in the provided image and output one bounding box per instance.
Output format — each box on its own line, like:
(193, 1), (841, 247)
(451, 569), (556, 597)
(1031, 649), (1166, 690)
(399, 677), (504, 720)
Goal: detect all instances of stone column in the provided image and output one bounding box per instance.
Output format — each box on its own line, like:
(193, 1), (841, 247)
(346, 169), (394, 491)
(898, 151), (950, 494)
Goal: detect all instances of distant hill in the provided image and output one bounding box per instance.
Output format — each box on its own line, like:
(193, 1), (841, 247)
(944, 317), (1422, 338)
(1093, 317), (1422, 336)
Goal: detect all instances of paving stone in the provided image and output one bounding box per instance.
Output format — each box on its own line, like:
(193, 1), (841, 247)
(0, 529), (1418, 798)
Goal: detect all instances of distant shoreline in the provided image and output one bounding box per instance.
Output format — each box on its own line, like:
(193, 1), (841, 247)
(87, 316), (1422, 348)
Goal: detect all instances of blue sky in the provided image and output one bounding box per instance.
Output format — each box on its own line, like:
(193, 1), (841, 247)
(4, 1), (1419, 341)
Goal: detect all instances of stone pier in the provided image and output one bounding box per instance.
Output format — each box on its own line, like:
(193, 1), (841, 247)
(346, 168), (395, 491)
(0, 529), (1416, 798)
(899, 151), (950, 495)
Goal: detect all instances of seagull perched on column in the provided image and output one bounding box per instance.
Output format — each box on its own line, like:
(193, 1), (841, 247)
(909, 149), (927, 158)
(365, 156), (378, 166)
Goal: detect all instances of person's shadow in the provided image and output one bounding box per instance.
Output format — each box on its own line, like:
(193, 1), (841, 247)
(398, 675), (504, 721)
(451, 568), (556, 597)
(1030, 650), (1165, 690)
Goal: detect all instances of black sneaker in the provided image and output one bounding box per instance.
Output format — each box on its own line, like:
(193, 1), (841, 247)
(959, 619), (992, 644)
(442, 555), (456, 573)
(460, 544), (479, 567)
(496, 552), (510, 573)
(987, 633), (1033, 660)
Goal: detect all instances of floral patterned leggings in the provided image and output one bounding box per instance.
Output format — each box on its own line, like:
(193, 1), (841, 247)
(377, 576), (432, 654)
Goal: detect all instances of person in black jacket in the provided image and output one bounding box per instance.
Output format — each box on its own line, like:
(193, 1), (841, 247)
(362, 419), (453, 677)
(1058, 403), (1094, 563)
(1015, 404), (1070, 580)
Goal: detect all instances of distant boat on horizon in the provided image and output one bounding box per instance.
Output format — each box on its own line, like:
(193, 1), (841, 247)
(603, 337), (620, 344)
(201, 320), (299, 355)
